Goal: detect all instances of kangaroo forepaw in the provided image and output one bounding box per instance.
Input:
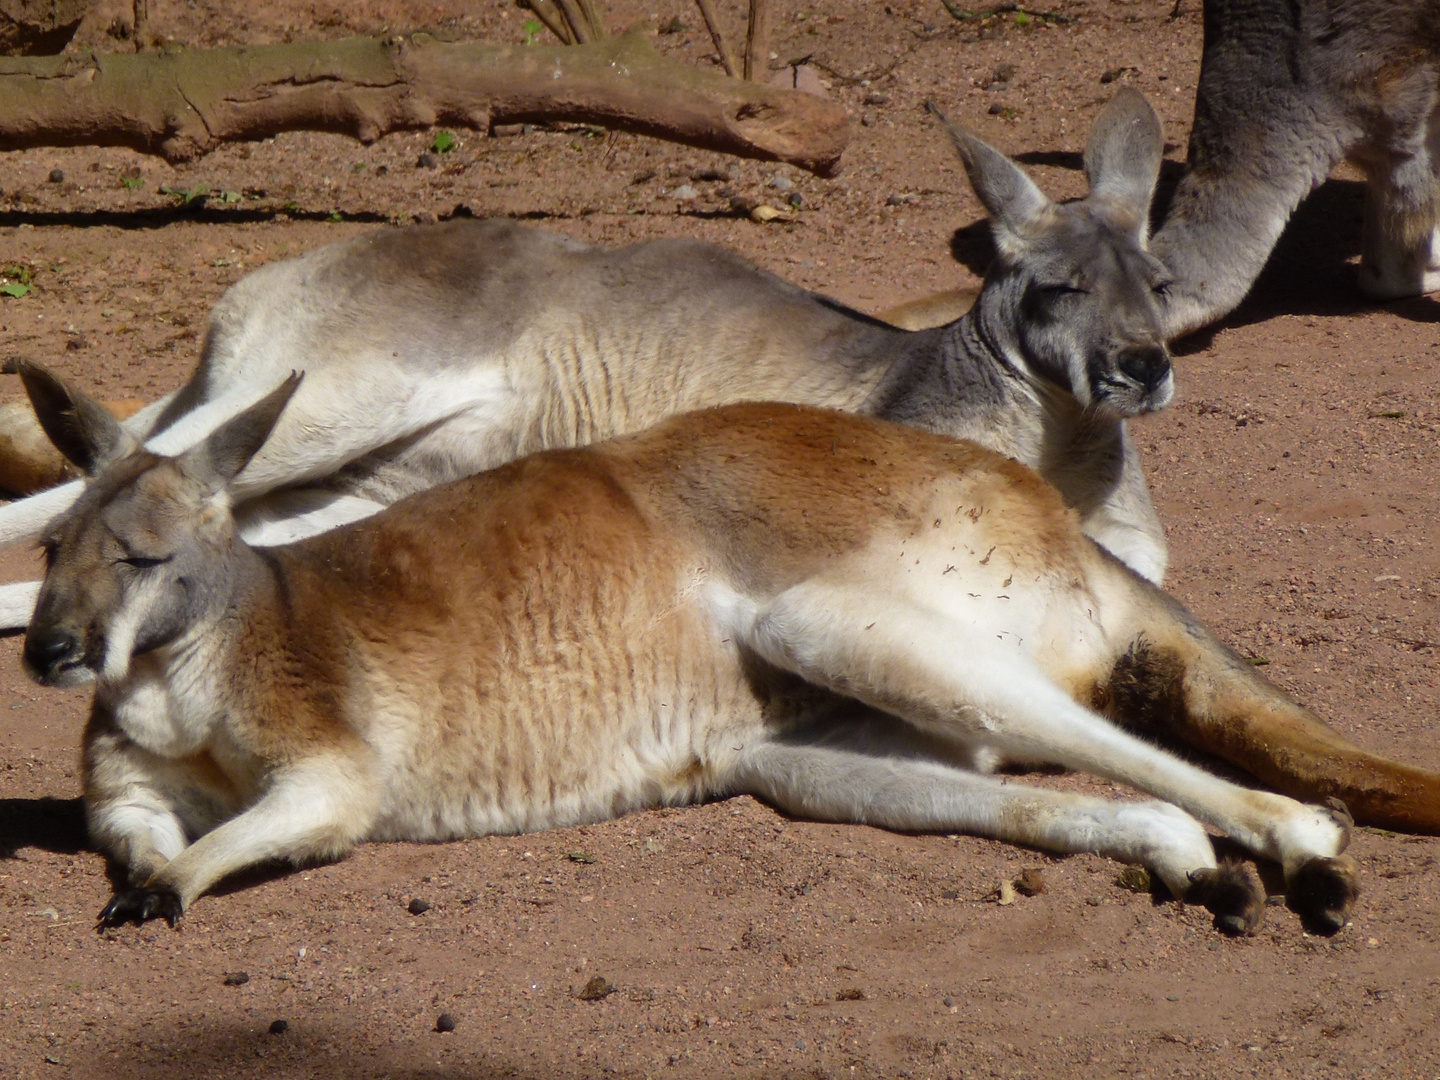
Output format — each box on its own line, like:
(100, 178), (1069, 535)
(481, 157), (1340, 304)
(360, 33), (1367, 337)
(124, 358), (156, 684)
(1186, 860), (1265, 936)
(97, 888), (183, 930)
(1289, 855), (1360, 936)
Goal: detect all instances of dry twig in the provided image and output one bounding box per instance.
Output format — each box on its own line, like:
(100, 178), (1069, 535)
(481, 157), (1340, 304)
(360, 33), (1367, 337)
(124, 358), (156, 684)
(693, 0), (738, 78)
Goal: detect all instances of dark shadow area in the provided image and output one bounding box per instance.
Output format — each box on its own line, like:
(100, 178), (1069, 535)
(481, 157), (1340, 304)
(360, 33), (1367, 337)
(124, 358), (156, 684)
(0, 206), (396, 231)
(0, 795), (88, 858)
(81, 1021), (551, 1080)
(948, 218), (995, 278)
(1013, 149), (1084, 172)
(1012, 149), (1184, 178)
(0, 199), (766, 231)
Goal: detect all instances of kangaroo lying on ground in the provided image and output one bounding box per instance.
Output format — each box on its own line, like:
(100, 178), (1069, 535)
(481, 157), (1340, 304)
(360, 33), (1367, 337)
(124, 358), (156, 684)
(17, 361), (1383, 936)
(0, 87), (1175, 638)
(1151, 0), (1440, 336)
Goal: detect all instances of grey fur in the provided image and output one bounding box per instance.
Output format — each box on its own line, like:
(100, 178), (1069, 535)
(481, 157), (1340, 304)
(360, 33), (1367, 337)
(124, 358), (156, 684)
(1152, 0), (1440, 335)
(0, 91), (1175, 591)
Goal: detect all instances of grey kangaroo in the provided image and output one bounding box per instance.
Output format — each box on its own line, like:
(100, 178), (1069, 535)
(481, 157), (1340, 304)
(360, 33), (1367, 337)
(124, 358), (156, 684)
(0, 87), (1175, 635)
(1152, 0), (1440, 335)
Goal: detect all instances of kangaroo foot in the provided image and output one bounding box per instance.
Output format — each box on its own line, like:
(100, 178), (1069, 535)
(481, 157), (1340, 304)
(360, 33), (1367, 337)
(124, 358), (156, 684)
(1288, 855), (1360, 936)
(1186, 860), (1265, 936)
(98, 887), (182, 930)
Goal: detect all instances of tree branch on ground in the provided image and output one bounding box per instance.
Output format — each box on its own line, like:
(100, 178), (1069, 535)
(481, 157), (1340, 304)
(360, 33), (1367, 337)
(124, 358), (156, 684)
(0, 29), (849, 174)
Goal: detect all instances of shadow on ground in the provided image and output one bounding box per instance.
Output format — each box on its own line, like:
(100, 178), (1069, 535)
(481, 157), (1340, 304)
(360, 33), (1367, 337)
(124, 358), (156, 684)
(0, 796), (87, 858)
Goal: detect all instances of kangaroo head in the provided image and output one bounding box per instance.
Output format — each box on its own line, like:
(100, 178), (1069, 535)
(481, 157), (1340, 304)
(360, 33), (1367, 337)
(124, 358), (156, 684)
(937, 89), (1174, 416)
(11, 359), (301, 688)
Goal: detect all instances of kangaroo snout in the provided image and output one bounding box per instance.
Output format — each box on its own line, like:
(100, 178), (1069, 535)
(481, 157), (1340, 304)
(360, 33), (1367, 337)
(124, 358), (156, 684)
(23, 624), (81, 682)
(1117, 345), (1171, 391)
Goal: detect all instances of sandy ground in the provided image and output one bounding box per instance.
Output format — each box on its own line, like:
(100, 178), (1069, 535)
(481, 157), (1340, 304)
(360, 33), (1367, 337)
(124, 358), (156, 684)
(2, 1), (1439, 1078)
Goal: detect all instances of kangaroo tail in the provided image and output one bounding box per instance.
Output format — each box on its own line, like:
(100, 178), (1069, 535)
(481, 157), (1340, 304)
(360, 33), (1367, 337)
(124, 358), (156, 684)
(1099, 570), (1440, 834)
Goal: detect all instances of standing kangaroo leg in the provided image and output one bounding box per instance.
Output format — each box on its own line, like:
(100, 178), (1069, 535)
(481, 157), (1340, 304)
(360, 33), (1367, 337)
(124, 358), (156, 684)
(1356, 107), (1440, 299)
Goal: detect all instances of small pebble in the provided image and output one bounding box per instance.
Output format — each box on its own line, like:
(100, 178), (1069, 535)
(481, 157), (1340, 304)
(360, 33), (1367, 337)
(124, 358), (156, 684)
(222, 972), (250, 986)
(787, 192), (803, 209)
(416, 153), (440, 169)
(767, 175), (793, 191)
(1013, 868), (1047, 897)
(690, 166), (729, 182)
(579, 975), (615, 1000)
(988, 102), (1012, 116)
(670, 184), (698, 201)
(942, 996), (955, 1007)
(435, 1013), (457, 1033)
(48, 169), (64, 183)
(863, 91), (890, 106)
(268, 1020), (289, 1036)
(407, 897), (433, 915)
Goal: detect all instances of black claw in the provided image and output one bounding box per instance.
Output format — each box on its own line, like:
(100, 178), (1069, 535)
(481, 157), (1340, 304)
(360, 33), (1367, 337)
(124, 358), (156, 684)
(1187, 860), (1266, 936)
(97, 888), (183, 930)
(1289, 856), (1360, 936)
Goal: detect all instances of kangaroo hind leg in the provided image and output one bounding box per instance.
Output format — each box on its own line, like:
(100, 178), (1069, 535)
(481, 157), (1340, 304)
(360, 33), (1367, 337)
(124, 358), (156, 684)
(1356, 99), (1440, 300)
(726, 737), (1276, 932)
(732, 580), (1356, 932)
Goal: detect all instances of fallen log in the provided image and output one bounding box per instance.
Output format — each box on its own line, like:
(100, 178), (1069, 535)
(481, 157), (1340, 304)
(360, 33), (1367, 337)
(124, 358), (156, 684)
(0, 28), (849, 174)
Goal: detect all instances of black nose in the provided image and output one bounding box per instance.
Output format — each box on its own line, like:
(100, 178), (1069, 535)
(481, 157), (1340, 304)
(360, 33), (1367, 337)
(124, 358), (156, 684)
(24, 628), (78, 675)
(1117, 346), (1172, 391)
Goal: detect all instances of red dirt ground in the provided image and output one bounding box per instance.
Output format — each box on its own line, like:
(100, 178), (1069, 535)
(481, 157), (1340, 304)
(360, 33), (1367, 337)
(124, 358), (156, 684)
(2, 2), (1439, 1078)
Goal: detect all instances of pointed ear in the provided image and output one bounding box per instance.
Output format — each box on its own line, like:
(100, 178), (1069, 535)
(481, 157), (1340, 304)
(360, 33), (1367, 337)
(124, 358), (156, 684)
(178, 372), (302, 490)
(928, 100), (1051, 259)
(1083, 88), (1163, 230)
(3, 357), (137, 475)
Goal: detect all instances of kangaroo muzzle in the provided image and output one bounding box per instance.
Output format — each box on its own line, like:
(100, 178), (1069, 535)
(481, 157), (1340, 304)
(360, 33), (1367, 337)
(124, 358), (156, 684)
(1117, 345), (1172, 392)
(23, 623), (82, 683)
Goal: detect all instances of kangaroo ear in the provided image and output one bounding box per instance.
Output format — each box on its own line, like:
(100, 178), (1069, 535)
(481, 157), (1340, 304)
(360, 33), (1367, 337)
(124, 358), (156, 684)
(1083, 88), (1163, 232)
(929, 101), (1051, 259)
(178, 372), (303, 490)
(4, 358), (137, 475)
